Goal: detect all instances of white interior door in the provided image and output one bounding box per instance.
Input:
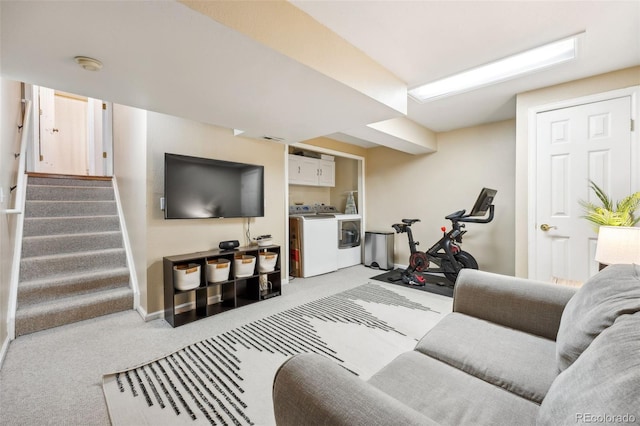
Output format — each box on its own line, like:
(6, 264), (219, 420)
(534, 95), (633, 282)
(33, 86), (110, 176)
(54, 92), (89, 175)
(36, 87), (57, 174)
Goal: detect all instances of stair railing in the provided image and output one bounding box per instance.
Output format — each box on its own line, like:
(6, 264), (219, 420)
(5, 99), (31, 215)
(5, 99), (32, 339)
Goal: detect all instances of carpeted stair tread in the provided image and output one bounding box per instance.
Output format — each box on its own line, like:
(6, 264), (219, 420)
(25, 200), (117, 218)
(17, 267), (130, 307)
(19, 248), (127, 282)
(21, 231), (123, 258)
(27, 184), (115, 201)
(15, 286), (133, 336)
(28, 176), (112, 187)
(23, 215), (120, 236)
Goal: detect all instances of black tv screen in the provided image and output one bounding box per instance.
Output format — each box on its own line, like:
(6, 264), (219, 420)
(164, 153), (264, 219)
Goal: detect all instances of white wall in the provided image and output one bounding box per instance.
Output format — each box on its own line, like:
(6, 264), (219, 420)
(366, 119), (516, 275)
(330, 156), (359, 212)
(514, 66), (640, 277)
(288, 184), (330, 206)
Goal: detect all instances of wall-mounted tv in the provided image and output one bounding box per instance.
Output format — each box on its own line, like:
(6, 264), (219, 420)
(164, 153), (265, 219)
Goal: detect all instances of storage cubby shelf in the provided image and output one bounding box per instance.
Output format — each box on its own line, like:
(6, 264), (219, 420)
(163, 245), (281, 327)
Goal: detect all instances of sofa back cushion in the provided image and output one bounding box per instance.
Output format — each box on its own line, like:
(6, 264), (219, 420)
(556, 264), (640, 371)
(538, 312), (640, 424)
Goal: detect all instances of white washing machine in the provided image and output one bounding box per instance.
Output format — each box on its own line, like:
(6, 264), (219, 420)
(289, 214), (338, 278)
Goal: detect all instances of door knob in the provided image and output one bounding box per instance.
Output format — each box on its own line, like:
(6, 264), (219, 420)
(540, 224), (556, 232)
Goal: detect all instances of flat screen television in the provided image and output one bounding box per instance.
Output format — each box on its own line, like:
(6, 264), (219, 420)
(164, 153), (265, 219)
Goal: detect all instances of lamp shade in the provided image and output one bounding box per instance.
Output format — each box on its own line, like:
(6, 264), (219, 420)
(595, 226), (640, 265)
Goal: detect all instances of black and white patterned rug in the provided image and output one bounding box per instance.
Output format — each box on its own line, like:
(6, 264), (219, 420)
(102, 283), (446, 425)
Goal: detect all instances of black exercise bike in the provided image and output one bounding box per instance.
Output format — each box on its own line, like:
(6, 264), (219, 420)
(392, 188), (497, 285)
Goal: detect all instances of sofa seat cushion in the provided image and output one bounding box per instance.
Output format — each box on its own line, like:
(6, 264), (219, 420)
(414, 312), (557, 404)
(538, 312), (640, 424)
(556, 264), (640, 371)
(368, 351), (540, 426)
(273, 353), (437, 426)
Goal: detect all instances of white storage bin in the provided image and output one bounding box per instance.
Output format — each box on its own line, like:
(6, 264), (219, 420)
(234, 254), (256, 277)
(206, 258), (231, 283)
(254, 237), (272, 247)
(173, 263), (201, 291)
(259, 252), (278, 273)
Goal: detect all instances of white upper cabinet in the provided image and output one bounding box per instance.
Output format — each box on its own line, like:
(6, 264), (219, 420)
(288, 155), (335, 187)
(317, 160), (335, 187)
(288, 155), (318, 185)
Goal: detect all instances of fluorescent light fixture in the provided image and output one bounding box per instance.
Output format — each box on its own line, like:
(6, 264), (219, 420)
(409, 34), (580, 102)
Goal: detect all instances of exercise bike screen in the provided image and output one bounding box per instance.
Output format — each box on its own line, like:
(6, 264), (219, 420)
(469, 187), (497, 216)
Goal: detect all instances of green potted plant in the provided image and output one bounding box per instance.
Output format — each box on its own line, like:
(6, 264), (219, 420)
(580, 180), (640, 229)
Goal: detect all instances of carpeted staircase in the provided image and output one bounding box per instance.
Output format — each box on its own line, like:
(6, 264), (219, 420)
(15, 175), (133, 336)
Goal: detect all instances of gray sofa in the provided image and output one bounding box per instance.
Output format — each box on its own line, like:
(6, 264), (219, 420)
(272, 264), (640, 425)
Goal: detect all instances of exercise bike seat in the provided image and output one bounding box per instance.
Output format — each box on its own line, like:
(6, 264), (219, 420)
(402, 219), (421, 225)
(445, 209), (466, 220)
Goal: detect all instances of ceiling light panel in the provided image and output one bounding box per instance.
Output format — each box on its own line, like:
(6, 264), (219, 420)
(409, 34), (580, 103)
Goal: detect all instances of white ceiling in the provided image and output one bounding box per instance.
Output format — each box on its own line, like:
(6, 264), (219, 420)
(1, 1), (402, 144)
(294, 0), (640, 133)
(2, 1), (639, 152)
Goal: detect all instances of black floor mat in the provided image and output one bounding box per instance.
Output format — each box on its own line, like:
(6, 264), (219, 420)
(370, 268), (454, 297)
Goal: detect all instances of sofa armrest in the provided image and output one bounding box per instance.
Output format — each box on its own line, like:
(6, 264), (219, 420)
(453, 269), (577, 341)
(273, 353), (437, 426)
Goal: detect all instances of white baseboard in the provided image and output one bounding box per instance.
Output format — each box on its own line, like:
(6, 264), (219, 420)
(111, 177), (141, 313)
(174, 295), (223, 315)
(144, 295), (224, 321)
(0, 335), (11, 371)
(143, 309), (164, 322)
(144, 276), (290, 322)
(136, 304), (160, 322)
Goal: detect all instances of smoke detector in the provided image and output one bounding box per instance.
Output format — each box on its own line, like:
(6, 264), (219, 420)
(74, 56), (103, 71)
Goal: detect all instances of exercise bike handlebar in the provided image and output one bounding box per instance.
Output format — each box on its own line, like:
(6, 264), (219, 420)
(454, 204), (495, 224)
(393, 205), (494, 234)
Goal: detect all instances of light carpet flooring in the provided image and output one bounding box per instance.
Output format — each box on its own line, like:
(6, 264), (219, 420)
(0, 266), (453, 425)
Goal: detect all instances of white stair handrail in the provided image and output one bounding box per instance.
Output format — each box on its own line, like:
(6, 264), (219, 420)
(6, 99), (32, 339)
